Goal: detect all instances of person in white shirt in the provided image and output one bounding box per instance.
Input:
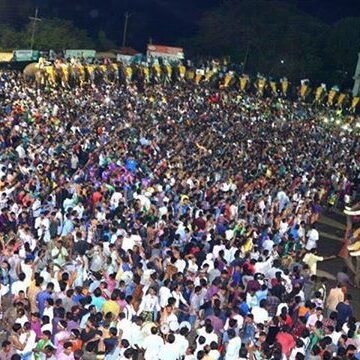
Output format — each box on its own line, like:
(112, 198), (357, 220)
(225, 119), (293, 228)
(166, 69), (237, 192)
(208, 341), (221, 360)
(289, 338), (306, 360)
(34, 212), (51, 243)
(186, 256), (199, 274)
(262, 238), (275, 252)
(251, 299), (270, 324)
(11, 273), (28, 296)
(159, 280), (172, 308)
(225, 329), (242, 360)
(15, 144), (26, 159)
(130, 318), (145, 348)
(110, 189), (123, 209)
(31, 198), (42, 218)
(116, 312), (133, 344)
(174, 327), (189, 358)
(306, 307), (323, 329)
(14, 308), (29, 327)
(123, 298), (136, 321)
(17, 322), (36, 360)
(279, 219), (289, 236)
(137, 287), (161, 321)
(43, 298), (54, 322)
(199, 324), (218, 347)
(122, 234), (135, 252)
(20, 259), (33, 289)
(18, 227), (36, 251)
(41, 315), (53, 333)
(160, 334), (181, 360)
(142, 326), (164, 360)
(171, 285), (189, 309)
(306, 225), (319, 251)
(174, 258), (187, 273)
(224, 312), (244, 332)
(212, 240), (226, 259)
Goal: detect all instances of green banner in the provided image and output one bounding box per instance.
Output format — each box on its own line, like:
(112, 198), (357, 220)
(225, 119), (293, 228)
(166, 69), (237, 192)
(13, 50), (40, 62)
(65, 49), (96, 59)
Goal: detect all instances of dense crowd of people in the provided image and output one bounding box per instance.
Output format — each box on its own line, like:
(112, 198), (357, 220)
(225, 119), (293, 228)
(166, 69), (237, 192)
(0, 66), (359, 360)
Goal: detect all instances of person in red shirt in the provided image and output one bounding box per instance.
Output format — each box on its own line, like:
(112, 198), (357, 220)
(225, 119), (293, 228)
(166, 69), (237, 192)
(92, 191), (102, 206)
(276, 326), (296, 358)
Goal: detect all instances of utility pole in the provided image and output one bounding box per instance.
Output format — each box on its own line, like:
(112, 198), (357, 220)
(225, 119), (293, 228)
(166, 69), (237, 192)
(29, 7), (41, 50)
(122, 12), (131, 48)
(242, 44), (249, 73)
(352, 53), (360, 97)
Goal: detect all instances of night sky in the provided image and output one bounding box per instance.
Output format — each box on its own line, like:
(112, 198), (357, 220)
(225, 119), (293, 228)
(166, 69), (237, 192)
(3, 0), (360, 50)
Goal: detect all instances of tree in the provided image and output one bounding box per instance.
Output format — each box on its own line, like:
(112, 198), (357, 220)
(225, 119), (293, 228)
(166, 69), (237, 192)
(0, 25), (27, 50)
(187, 0), (328, 82)
(0, 18), (95, 51)
(97, 31), (117, 51)
(23, 18), (95, 50)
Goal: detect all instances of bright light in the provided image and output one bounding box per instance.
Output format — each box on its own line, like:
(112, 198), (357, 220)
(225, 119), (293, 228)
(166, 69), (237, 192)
(280, 60), (285, 64)
(335, 119), (341, 125)
(355, 122), (360, 128)
(323, 118), (329, 123)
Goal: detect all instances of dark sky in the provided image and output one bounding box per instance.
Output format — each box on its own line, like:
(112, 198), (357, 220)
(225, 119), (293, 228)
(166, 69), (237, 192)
(5, 0), (360, 50)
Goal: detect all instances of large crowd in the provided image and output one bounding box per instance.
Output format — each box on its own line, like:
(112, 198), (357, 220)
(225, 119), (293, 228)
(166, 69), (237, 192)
(0, 66), (359, 360)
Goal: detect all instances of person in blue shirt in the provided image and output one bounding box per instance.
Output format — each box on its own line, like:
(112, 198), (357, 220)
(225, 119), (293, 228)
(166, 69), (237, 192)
(91, 287), (106, 311)
(256, 284), (268, 304)
(290, 224), (300, 242)
(72, 286), (86, 303)
(241, 314), (256, 345)
(79, 305), (97, 329)
(61, 213), (74, 237)
(336, 295), (353, 327)
(36, 282), (54, 316)
(239, 292), (250, 316)
(231, 265), (242, 287)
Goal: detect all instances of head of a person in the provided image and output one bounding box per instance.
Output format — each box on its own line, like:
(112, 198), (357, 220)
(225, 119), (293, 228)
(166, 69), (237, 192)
(227, 328), (236, 340)
(44, 345), (56, 358)
(63, 342), (73, 355)
(12, 323), (22, 334)
(46, 282), (54, 294)
(42, 330), (52, 340)
(1, 340), (11, 353)
(167, 333), (175, 344)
